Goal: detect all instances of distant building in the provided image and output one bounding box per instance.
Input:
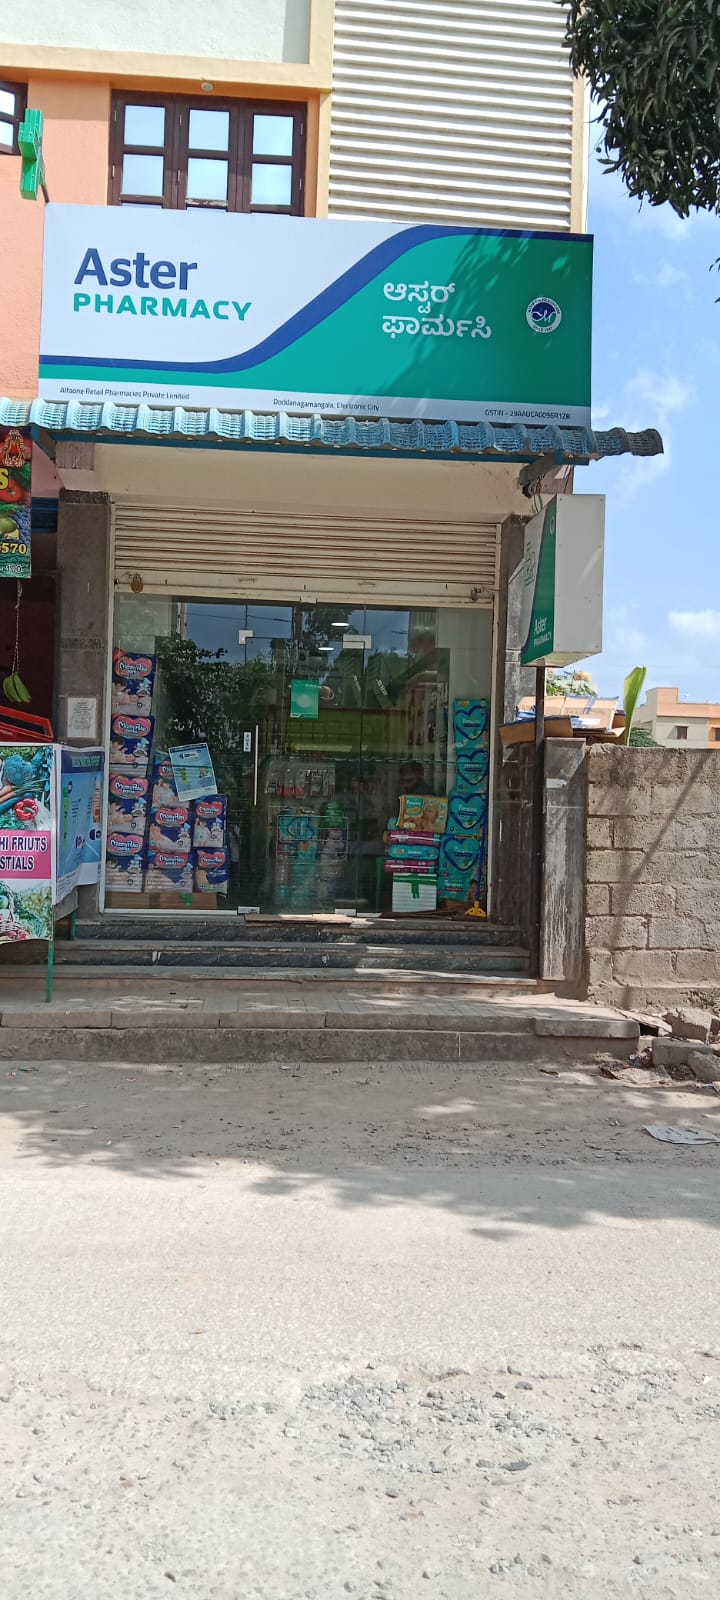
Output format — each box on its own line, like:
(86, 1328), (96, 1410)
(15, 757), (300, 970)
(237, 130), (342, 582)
(635, 688), (720, 749)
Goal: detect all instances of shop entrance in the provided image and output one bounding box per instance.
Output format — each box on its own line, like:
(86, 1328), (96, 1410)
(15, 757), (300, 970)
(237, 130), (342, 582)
(108, 594), (492, 914)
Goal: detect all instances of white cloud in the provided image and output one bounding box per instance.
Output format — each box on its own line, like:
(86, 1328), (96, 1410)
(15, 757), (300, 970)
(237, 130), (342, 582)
(669, 610), (720, 640)
(626, 369), (695, 416)
(602, 366), (696, 506)
(633, 262), (693, 296)
(606, 607), (650, 658)
(656, 263), (689, 288)
(588, 151), (697, 244)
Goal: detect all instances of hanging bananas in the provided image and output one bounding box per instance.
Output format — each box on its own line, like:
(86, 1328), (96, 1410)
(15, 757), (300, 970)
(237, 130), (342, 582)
(2, 672), (31, 705)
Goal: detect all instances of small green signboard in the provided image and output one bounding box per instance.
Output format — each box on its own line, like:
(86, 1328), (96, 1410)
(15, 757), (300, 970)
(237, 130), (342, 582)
(18, 108), (45, 201)
(519, 495), (605, 669)
(521, 499), (557, 665)
(290, 680), (320, 720)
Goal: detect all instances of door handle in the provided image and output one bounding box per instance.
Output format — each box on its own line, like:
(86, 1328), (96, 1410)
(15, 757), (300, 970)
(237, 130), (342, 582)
(253, 723), (259, 806)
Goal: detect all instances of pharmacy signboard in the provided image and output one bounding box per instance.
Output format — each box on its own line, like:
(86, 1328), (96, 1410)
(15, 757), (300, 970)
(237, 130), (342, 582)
(520, 495), (605, 667)
(39, 205), (593, 424)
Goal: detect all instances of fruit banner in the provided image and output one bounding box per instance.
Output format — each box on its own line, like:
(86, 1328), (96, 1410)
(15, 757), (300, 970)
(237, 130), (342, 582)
(0, 743), (55, 945)
(0, 427), (31, 580)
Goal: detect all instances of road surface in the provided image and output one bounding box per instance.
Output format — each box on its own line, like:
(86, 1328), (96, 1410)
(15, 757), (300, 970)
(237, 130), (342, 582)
(2, 1055), (720, 1597)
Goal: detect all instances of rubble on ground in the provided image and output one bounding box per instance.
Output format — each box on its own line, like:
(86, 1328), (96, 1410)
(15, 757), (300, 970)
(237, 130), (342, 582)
(664, 1006), (720, 1045)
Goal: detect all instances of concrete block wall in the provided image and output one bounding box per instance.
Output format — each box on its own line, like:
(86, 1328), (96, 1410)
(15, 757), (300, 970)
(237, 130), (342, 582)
(583, 745), (720, 1008)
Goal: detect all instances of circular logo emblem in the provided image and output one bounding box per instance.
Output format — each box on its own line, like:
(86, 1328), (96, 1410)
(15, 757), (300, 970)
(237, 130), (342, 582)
(526, 297), (562, 334)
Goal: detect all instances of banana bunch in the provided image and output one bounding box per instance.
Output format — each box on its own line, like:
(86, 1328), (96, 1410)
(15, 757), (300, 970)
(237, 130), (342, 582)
(2, 672), (31, 706)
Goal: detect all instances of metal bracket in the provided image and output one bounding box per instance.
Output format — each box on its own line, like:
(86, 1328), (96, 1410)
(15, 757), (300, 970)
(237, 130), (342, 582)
(518, 451), (569, 494)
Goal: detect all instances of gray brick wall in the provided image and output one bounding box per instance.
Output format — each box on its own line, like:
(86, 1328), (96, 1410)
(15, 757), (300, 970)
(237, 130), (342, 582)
(583, 745), (720, 1008)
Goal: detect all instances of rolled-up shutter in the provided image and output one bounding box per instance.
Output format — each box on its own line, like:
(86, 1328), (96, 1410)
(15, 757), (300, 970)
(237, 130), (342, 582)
(113, 501), (498, 608)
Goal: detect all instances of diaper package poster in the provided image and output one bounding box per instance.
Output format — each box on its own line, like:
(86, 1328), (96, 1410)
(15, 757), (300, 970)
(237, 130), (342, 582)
(0, 743), (55, 943)
(0, 427), (32, 579)
(56, 747), (105, 902)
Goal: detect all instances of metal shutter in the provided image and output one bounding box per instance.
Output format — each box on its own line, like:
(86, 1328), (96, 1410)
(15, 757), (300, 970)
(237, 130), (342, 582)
(113, 501), (498, 608)
(329, 0), (578, 231)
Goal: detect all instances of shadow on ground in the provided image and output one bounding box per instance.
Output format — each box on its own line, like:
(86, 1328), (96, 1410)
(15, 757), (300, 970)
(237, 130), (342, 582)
(1, 1056), (719, 1235)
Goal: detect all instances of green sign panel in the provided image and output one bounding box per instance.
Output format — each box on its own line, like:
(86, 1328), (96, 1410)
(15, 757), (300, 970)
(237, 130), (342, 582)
(18, 109), (45, 201)
(290, 680), (320, 720)
(519, 495), (605, 669)
(521, 499), (557, 665)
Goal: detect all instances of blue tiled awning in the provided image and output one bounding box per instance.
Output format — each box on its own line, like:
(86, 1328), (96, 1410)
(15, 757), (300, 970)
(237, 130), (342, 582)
(0, 397), (663, 466)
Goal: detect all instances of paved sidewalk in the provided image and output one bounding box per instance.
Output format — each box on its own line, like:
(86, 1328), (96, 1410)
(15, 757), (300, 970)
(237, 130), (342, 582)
(0, 980), (637, 1034)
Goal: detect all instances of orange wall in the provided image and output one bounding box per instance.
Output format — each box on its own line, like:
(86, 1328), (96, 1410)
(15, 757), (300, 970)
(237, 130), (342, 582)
(0, 77), (110, 397)
(0, 74), (322, 396)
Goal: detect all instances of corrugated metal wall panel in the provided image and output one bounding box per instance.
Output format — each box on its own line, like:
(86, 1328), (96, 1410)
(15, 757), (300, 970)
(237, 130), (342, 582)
(113, 503), (498, 607)
(329, 0), (577, 231)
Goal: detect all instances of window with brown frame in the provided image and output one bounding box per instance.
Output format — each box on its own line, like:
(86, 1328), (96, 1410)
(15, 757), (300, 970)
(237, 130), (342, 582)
(0, 81), (28, 156)
(109, 93), (306, 213)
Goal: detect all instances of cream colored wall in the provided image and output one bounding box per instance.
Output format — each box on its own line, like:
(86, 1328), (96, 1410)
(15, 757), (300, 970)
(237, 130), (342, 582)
(647, 717), (711, 749)
(58, 442), (531, 524)
(1, 0), (333, 91)
(570, 77), (590, 233)
(2, 1), (311, 62)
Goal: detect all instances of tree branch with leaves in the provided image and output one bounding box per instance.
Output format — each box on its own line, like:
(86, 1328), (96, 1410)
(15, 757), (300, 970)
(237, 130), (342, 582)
(564, 0), (720, 216)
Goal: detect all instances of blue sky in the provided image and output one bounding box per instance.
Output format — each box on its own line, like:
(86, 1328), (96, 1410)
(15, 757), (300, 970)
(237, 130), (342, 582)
(574, 149), (720, 702)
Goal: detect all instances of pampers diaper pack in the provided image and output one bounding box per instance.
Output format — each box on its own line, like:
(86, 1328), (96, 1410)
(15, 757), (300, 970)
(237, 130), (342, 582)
(111, 649), (156, 717)
(148, 803), (192, 853)
(105, 829), (145, 893)
(110, 713), (154, 774)
(455, 748), (490, 796)
(151, 756), (178, 807)
(438, 834), (482, 900)
(144, 848), (193, 893)
(384, 858), (436, 876)
(387, 842), (439, 863)
(453, 698), (490, 749)
(194, 847), (230, 895)
(192, 795), (227, 848)
(397, 795), (448, 835)
(107, 772), (149, 833)
(387, 830), (440, 848)
(438, 697), (490, 902)
(447, 792), (487, 838)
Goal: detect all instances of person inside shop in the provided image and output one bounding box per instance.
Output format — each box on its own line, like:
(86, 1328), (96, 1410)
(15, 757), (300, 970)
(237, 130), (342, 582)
(399, 759), (433, 796)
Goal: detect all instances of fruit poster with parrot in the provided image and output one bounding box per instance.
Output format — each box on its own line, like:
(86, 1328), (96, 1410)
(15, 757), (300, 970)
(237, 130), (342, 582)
(0, 426), (31, 580)
(0, 744), (55, 944)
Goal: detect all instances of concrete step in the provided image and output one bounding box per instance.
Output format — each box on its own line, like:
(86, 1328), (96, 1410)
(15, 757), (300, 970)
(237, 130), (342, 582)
(0, 964), (538, 997)
(0, 1000), (638, 1064)
(71, 915), (523, 949)
(48, 939), (528, 975)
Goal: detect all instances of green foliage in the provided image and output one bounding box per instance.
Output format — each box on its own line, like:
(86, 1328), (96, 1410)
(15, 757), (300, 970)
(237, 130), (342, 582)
(622, 666), (648, 744)
(628, 725), (659, 746)
(564, 0), (720, 215)
(545, 667), (598, 697)
(155, 637), (273, 800)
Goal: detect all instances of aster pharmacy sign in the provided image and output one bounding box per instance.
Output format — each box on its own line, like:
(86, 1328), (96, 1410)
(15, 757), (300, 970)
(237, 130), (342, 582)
(520, 495), (605, 668)
(39, 204), (593, 424)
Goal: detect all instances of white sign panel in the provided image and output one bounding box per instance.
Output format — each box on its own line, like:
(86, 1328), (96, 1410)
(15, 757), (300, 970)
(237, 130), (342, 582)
(520, 495), (605, 667)
(66, 696), (98, 740)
